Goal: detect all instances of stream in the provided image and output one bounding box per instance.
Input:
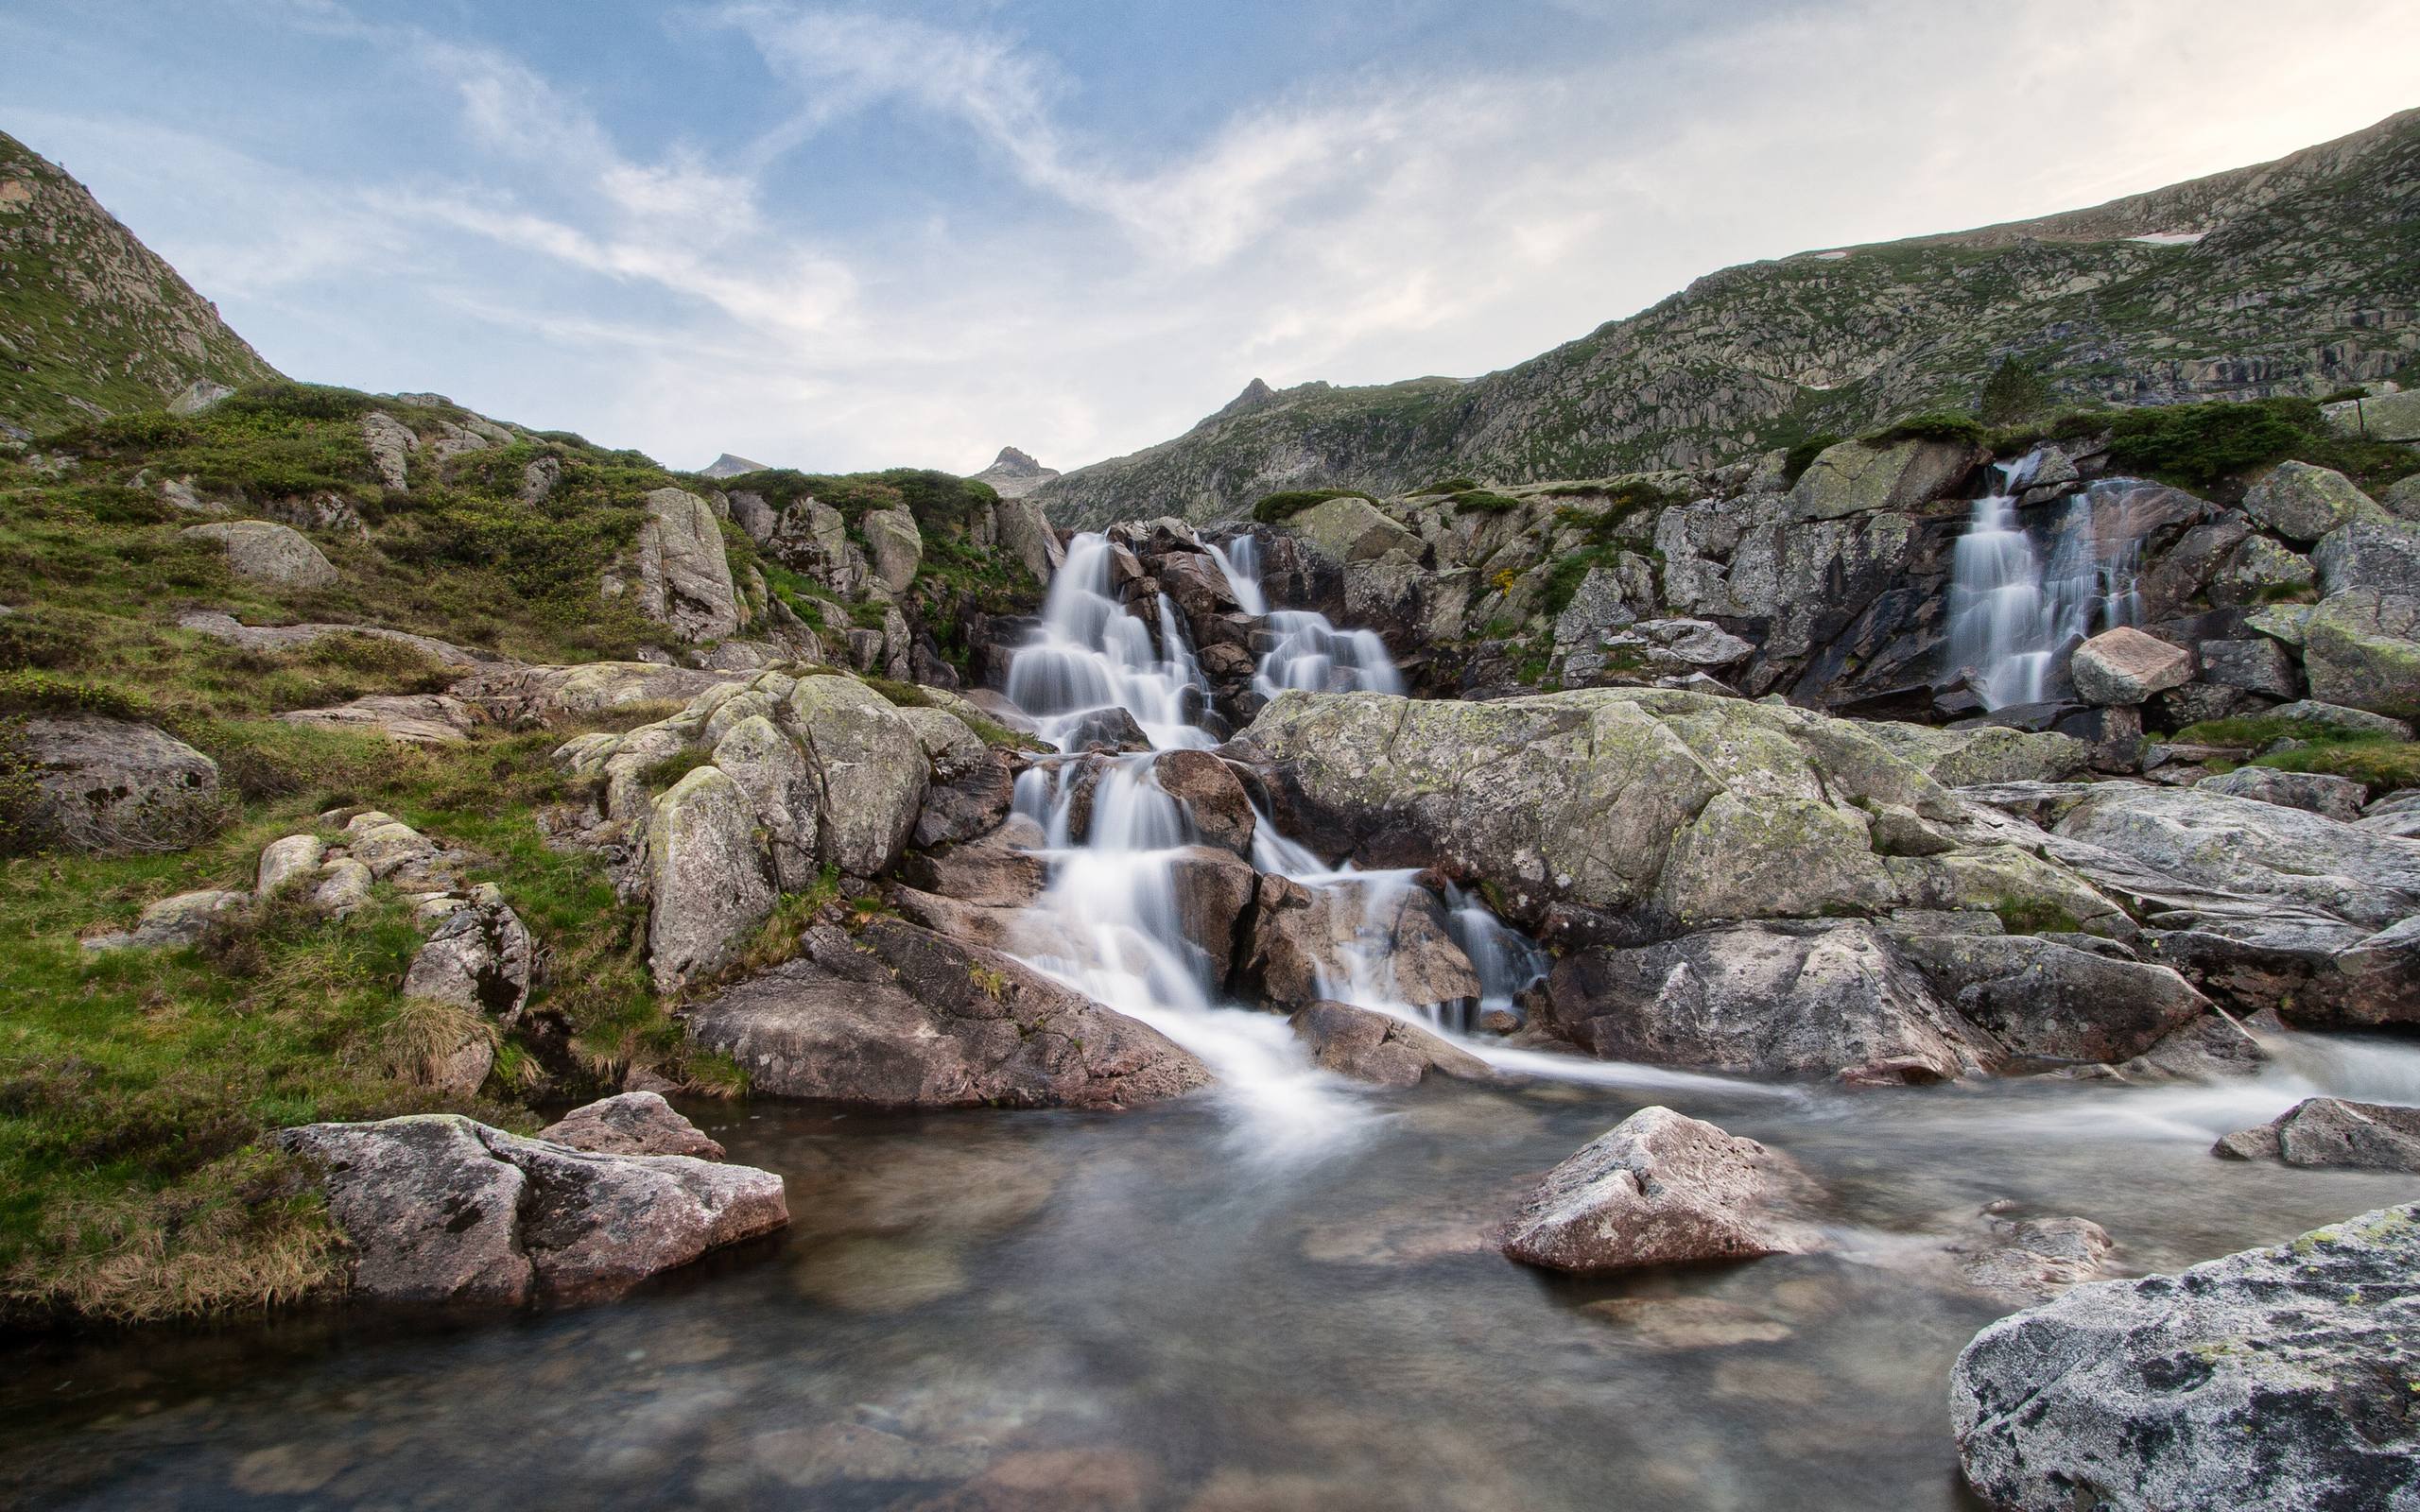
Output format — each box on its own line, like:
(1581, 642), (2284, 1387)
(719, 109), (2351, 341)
(6, 525), (2414, 1510)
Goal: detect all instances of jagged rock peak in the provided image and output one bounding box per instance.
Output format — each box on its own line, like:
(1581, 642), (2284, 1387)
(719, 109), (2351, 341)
(968, 445), (1061, 499)
(700, 453), (769, 479)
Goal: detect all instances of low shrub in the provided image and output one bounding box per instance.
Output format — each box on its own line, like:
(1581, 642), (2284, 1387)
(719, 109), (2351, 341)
(1252, 488), (1373, 524)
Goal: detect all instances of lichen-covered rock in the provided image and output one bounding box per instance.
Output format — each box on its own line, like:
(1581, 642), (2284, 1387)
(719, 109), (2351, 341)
(278, 693), (485, 744)
(1787, 436), (1980, 521)
(785, 675), (927, 876)
(2239, 459), (2382, 543)
(1859, 723), (2090, 787)
(2313, 515), (2420, 597)
(1494, 1107), (1823, 1274)
(19, 715), (221, 853)
(180, 520), (337, 589)
(2197, 765), (2367, 823)
(2214, 1097), (2420, 1171)
(1950, 1204), (2420, 1512)
(2193, 636), (2298, 699)
(685, 919), (1211, 1108)
(710, 713), (821, 891)
(254, 833), (325, 895)
(538, 1091), (725, 1160)
(360, 411), (417, 492)
(1237, 688), (2119, 934)
(859, 507), (924, 594)
(1285, 494), (1420, 564)
(2069, 627), (2193, 706)
(2301, 588), (2420, 719)
(454, 662), (753, 725)
(1288, 1000), (1494, 1087)
(342, 810), (460, 891)
(2322, 389), (2420, 445)
(645, 766), (776, 991)
(2054, 782), (2420, 930)
(1545, 921), (1988, 1081)
(1895, 933), (2210, 1067)
(631, 487), (742, 642)
(80, 888), (247, 952)
(402, 885), (534, 1022)
(993, 494), (1064, 581)
(277, 1113), (787, 1306)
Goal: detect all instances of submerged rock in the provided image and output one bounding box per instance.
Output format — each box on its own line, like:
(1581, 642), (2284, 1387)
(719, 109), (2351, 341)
(684, 919), (1210, 1109)
(1950, 1203), (2420, 1512)
(1494, 1107), (1823, 1274)
(277, 1112), (786, 1306)
(1945, 1205), (2117, 1302)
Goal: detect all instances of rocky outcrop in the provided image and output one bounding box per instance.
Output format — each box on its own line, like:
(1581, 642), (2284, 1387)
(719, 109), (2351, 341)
(1950, 1204), (2420, 1512)
(2239, 460), (2382, 543)
(278, 693), (486, 744)
(18, 715), (221, 852)
(2068, 627), (2193, 706)
(966, 445), (1061, 500)
(1236, 688), (2121, 935)
(645, 766), (776, 991)
(2301, 588), (2420, 719)
(174, 610), (499, 669)
(403, 885), (534, 1022)
(1288, 1000), (1494, 1087)
(79, 887), (246, 952)
(626, 487), (742, 642)
(454, 662), (754, 725)
(179, 521), (337, 589)
(2214, 1097), (2420, 1171)
(2196, 765), (2367, 822)
(1494, 1107), (1823, 1274)
(1788, 436), (1981, 521)
(785, 675), (928, 876)
(684, 919), (1210, 1109)
(1545, 921), (1990, 1082)
(537, 1091), (726, 1160)
(276, 1111), (786, 1306)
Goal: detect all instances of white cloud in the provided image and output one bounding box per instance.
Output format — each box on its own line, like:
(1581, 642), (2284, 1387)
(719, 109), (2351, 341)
(18, 0), (2420, 475)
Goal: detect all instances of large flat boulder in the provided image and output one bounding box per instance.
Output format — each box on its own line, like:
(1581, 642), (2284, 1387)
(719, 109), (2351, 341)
(454, 662), (754, 725)
(277, 1113), (786, 1306)
(1894, 934), (2210, 1067)
(1236, 687), (2121, 934)
(1787, 436), (1981, 521)
(1494, 1107), (1823, 1274)
(2239, 460), (2382, 543)
(19, 715), (221, 853)
(684, 919), (1210, 1109)
(1288, 1000), (1494, 1087)
(1950, 1204), (2420, 1512)
(2068, 627), (2192, 706)
(278, 693), (486, 744)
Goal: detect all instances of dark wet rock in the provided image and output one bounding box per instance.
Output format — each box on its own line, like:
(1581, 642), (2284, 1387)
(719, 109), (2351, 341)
(20, 715), (222, 853)
(2152, 917), (2420, 1030)
(684, 919), (1210, 1109)
(1494, 1107), (1824, 1275)
(2105, 1009), (2272, 1082)
(1288, 1000), (1494, 1087)
(1950, 1203), (2420, 1512)
(1063, 705), (1152, 752)
(538, 1091), (726, 1161)
(911, 748), (1017, 850)
(1896, 933), (2209, 1067)
(1543, 921), (1988, 1081)
(277, 1112), (786, 1306)
(1167, 845), (1258, 982)
(2214, 1097), (2420, 1170)
(1152, 748), (1257, 856)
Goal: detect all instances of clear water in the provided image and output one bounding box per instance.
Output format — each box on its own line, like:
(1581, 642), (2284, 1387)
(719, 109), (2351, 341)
(8, 1051), (2415, 1511)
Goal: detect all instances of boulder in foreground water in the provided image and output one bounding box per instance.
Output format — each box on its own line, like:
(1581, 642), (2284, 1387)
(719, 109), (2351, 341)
(277, 1110), (787, 1306)
(1494, 1107), (1823, 1274)
(1288, 999), (1495, 1087)
(2214, 1096), (2420, 1171)
(1950, 1203), (2420, 1512)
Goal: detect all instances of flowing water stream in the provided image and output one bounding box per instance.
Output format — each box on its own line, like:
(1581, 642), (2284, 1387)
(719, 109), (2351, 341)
(6, 531), (2412, 1510)
(1945, 456), (2146, 710)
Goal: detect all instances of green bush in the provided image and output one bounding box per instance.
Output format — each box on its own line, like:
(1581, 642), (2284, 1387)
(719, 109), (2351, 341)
(2104, 397), (2419, 491)
(0, 670), (146, 720)
(1449, 490), (1523, 516)
(1978, 356), (2055, 425)
(1863, 411), (1990, 449)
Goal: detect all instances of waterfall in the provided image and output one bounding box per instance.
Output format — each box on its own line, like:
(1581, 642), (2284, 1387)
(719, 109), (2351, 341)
(1945, 456), (2144, 710)
(1005, 533), (1215, 751)
(1208, 538), (1268, 617)
(1210, 536), (1405, 699)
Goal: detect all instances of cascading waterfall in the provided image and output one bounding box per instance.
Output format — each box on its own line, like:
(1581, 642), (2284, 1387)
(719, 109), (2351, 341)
(997, 526), (1752, 1153)
(1945, 455), (2145, 710)
(1210, 534), (1405, 699)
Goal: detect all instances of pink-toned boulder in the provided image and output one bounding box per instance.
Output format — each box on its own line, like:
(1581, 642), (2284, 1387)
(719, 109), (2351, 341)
(1494, 1106), (1824, 1274)
(2069, 627), (2194, 706)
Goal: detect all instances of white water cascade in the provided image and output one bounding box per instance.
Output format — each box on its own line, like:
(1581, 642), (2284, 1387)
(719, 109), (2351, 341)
(992, 530), (1786, 1155)
(1210, 535), (1406, 700)
(1945, 457), (2144, 710)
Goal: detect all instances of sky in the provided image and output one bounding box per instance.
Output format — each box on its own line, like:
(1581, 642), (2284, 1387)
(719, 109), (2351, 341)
(5, 1), (2416, 477)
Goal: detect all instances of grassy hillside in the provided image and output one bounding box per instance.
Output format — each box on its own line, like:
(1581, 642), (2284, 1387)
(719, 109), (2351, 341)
(0, 130), (281, 437)
(1042, 107), (2420, 527)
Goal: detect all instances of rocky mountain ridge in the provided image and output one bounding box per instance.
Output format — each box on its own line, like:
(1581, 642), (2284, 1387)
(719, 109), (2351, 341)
(1038, 107), (2420, 528)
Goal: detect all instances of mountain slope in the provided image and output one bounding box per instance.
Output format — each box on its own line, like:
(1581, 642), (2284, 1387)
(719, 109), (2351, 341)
(0, 129), (279, 437)
(1040, 108), (2420, 527)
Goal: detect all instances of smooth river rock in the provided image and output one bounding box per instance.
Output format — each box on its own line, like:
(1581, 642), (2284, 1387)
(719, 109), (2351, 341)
(2214, 1097), (2420, 1171)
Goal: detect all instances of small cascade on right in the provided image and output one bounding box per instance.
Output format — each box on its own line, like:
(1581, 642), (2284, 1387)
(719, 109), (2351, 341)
(1945, 453), (2145, 710)
(1211, 535), (1406, 700)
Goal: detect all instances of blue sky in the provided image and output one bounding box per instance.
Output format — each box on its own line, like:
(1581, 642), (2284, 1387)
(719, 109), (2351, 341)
(6, 1), (2416, 475)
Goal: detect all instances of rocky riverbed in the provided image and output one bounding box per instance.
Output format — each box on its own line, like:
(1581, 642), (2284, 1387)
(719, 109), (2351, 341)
(7, 1035), (2419, 1511)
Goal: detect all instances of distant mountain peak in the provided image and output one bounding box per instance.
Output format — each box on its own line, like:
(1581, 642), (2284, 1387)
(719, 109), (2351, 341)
(700, 453), (769, 479)
(968, 445), (1060, 498)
